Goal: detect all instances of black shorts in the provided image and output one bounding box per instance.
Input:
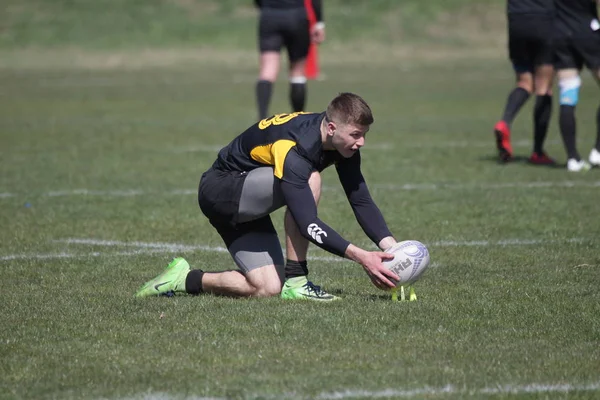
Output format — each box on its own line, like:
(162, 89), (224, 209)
(508, 14), (554, 72)
(554, 33), (600, 71)
(198, 168), (285, 273)
(258, 7), (310, 62)
(198, 167), (284, 249)
(198, 168), (246, 227)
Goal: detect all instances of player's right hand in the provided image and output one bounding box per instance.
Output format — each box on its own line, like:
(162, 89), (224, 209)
(360, 251), (399, 290)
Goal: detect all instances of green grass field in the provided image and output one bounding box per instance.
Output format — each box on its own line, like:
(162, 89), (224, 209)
(1, 1), (600, 399)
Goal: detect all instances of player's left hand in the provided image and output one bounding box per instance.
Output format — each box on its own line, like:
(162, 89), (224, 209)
(311, 24), (325, 44)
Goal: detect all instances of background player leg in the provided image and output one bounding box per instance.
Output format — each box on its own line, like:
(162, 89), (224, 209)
(557, 69), (590, 171)
(530, 64), (555, 164)
(289, 58), (307, 113)
(494, 71), (533, 161)
(588, 68), (600, 166)
(257, 51), (280, 119)
(281, 172), (338, 301)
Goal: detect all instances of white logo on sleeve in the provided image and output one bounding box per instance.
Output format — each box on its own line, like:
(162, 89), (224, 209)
(307, 223), (328, 244)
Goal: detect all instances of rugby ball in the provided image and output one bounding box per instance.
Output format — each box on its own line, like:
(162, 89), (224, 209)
(383, 240), (430, 287)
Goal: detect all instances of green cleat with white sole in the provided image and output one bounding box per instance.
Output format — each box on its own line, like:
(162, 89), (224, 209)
(135, 257), (190, 298)
(281, 276), (340, 301)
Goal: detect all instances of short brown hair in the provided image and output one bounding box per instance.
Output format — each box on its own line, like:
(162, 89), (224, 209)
(325, 92), (374, 126)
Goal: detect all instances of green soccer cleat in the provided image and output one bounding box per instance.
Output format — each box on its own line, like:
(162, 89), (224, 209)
(281, 277), (340, 301)
(135, 257), (190, 298)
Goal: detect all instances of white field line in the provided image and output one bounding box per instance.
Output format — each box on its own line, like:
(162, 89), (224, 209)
(313, 382), (600, 399)
(0, 238), (344, 263)
(431, 237), (586, 246)
(2, 179), (600, 199)
(118, 381), (600, 400)
(0, 237), (589, 262)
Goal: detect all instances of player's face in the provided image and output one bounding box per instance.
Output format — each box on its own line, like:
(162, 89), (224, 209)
(331, 122), (369, 158)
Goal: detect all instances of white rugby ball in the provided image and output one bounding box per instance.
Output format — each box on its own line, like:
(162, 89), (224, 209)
(383, 240), (430, 287)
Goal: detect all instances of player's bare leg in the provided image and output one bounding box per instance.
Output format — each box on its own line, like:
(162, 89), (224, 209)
(281, 171), (338, 300)
(257, 51), (280, 120)
(201, 265), (282, 297)
(136, 258), (284, 298)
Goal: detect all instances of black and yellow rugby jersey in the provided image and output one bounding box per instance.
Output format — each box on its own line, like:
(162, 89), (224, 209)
(212, 112), (392, 257)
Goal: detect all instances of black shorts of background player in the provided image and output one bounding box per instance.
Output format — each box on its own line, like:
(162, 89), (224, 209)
(135, 93), (401, 301)
(254, 0), (325, 120)
(554, 0), (600, 172)
(493, 0), (556, 164)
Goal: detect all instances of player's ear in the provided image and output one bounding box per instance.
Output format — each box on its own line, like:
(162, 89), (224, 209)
(327, 121), (336, 136)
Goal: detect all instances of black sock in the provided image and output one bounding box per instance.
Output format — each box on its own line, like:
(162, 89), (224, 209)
(502, 87), (530, 126)
(285, 259), (308, 280)
(256, 80), (272, 120)
(533, 95), (552, 154)
(185, 269), (204, 295)
(290, 82), (306, 112)
(559, 104), (580, 160)
(595, 104), (600, 150)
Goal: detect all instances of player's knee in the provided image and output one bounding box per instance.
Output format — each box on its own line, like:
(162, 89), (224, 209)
(517, 81), (534, 94)
(516, 73), (534, 93)
(559, 76), (581, 106)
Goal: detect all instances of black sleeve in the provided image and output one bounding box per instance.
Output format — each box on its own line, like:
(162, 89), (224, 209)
(311, 0), (323, 22)
(280, 149), (350, 257)
(336, 152), (393, 246)
(254, 0), (261, 8)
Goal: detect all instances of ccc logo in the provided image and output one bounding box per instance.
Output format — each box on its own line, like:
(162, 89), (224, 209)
(307, 223), (328, 244)
(258, 112), (309, 130)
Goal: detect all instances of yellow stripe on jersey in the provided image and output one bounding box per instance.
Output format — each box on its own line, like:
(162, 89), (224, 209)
(250, 139), (296, 179)
(258, 112), (310, 130)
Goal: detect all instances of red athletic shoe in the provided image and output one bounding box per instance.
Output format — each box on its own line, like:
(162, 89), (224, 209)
(528, 152), (556, 165)
(494, 120), (513, 162)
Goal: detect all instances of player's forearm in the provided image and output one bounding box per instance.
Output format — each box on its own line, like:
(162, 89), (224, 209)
(282, 181), (350, 257)
(344, 244), (366, 263)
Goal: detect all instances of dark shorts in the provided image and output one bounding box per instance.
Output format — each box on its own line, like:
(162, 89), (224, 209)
(508, 15), (554, 72)
(198, 167), (286, 273)
(258, 7), (310, 62)
(554, 33), (600, 71)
